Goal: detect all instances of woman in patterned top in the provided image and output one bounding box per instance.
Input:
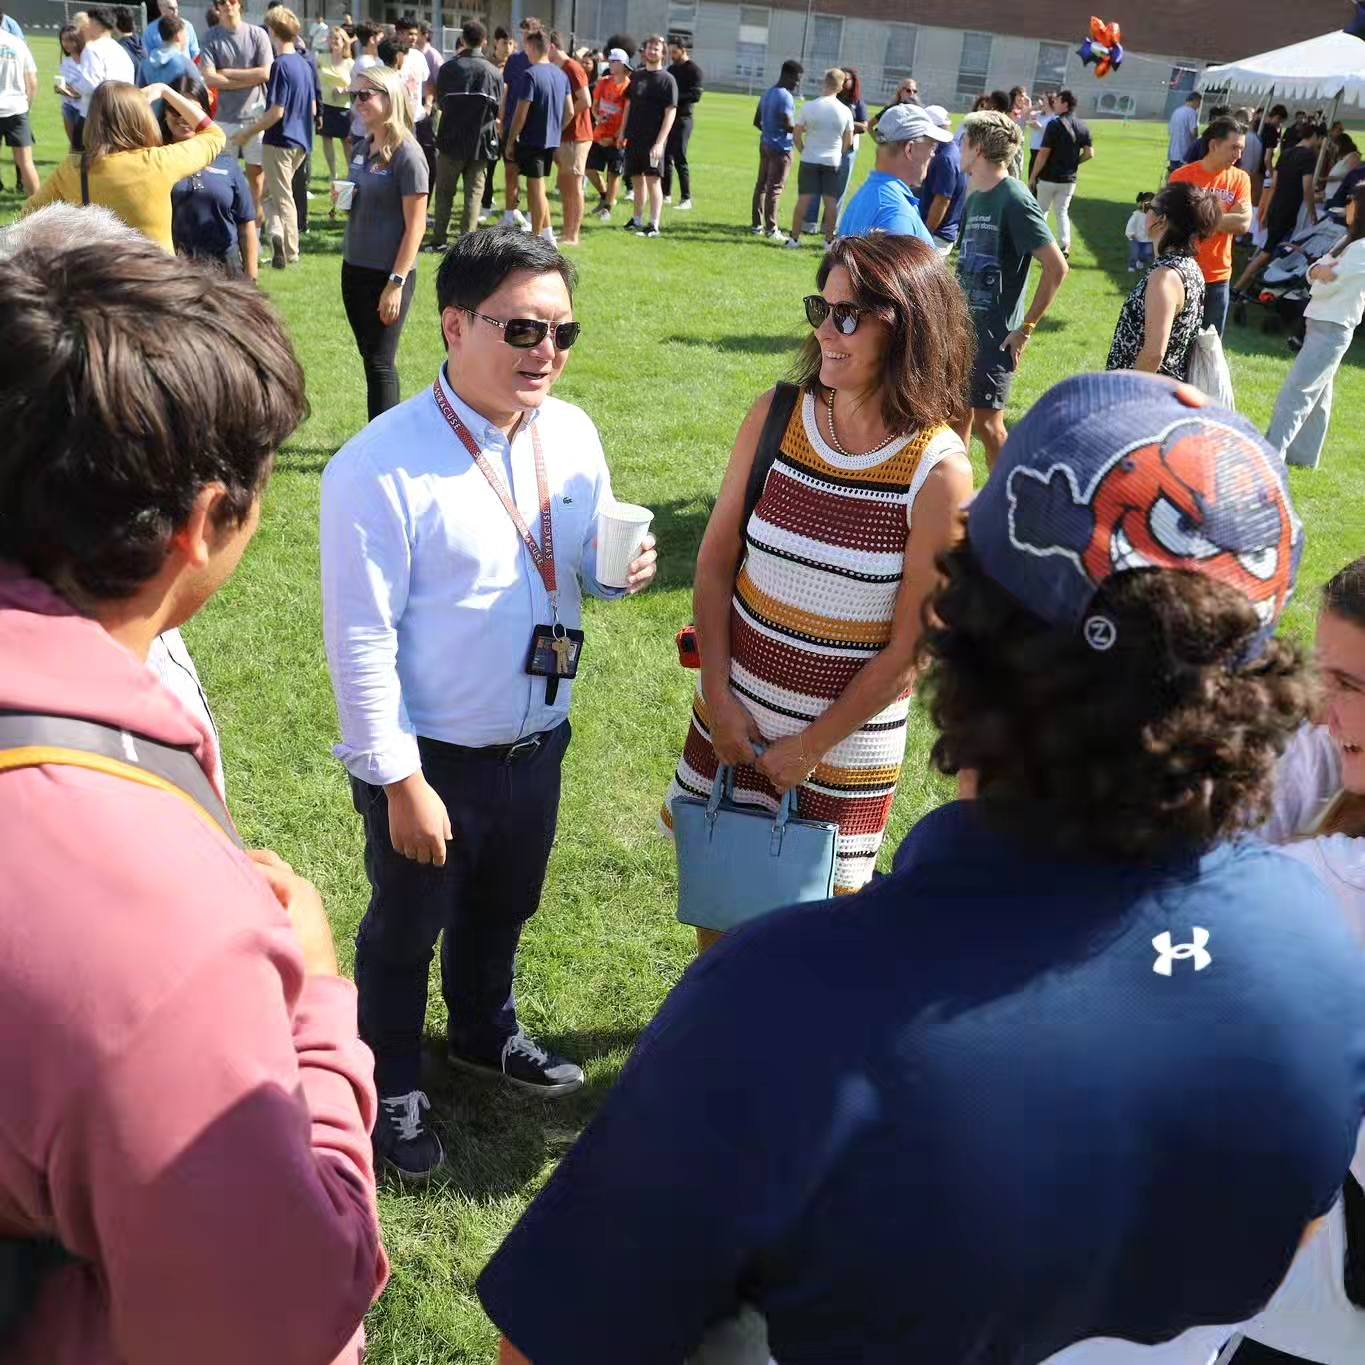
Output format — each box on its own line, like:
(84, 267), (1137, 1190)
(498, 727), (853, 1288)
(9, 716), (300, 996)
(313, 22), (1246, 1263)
(1105, 182), (1219, 380)
(665, 235), (975, 945)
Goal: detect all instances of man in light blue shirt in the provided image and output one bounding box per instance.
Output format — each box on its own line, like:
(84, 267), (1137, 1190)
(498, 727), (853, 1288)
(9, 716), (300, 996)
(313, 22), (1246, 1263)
(837, 103), (944, 244)
(143, 0), (200, 60)
(751, 58), (801, 237)
(321, 229), (657, 1182)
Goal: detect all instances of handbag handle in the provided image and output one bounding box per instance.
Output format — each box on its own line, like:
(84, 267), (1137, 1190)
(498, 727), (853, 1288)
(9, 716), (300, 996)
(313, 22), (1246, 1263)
(706, 742), (800, 852)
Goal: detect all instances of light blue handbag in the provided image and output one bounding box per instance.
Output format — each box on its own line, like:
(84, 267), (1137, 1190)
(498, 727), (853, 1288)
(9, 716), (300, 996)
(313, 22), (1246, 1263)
(672, 745), (838, 933)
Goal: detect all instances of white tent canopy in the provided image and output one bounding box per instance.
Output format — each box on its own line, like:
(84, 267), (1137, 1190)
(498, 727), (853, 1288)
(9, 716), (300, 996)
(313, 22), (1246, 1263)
(1198, 29), (1365, 103)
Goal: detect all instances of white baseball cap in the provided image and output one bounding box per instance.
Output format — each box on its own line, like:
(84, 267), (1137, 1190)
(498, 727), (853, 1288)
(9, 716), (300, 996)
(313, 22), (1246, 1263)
(607, 47), (629, 64)
(876, 104), (954, 145)
(923, 104), (952, 130)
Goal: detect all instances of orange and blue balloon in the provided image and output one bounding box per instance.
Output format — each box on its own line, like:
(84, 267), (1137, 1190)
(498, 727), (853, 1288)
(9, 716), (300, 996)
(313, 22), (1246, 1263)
(1077, 16), (1124, 78)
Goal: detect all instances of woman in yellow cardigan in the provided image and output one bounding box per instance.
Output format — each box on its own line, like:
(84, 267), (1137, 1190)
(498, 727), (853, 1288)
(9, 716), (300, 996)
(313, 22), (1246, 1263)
(25, 80), (226, 253)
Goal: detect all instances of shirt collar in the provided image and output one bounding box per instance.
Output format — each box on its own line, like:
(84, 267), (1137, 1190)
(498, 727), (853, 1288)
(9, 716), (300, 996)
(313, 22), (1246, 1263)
(437, 363), (541, 447)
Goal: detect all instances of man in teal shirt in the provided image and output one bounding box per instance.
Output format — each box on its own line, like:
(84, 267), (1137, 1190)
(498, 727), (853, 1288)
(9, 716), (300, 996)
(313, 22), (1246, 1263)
(836, 104), (943, 243)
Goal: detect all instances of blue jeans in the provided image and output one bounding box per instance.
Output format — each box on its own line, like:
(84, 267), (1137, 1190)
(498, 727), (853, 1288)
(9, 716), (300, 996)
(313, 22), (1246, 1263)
(1127, 240), (1154, 268)
(1266, 318), (1352, 469)
(352, 722), (569, 1095)
(1203, 280), (1229, 337)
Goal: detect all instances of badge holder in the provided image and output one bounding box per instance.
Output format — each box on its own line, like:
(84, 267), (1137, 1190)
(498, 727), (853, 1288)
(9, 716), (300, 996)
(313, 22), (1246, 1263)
(527, 621), (584, 704)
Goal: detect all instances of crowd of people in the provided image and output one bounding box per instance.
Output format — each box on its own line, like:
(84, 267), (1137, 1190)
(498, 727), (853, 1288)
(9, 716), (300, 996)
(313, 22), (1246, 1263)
(1, 18), (1365, 1365)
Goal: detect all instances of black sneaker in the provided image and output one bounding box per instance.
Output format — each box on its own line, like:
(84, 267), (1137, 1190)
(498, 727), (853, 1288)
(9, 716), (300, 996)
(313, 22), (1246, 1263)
(449, 1030), (585, 1098)
(622, 218), (642, 231)
(374, 1090), (444, 1182)
(270, 232), (287, 270)
(639, 224), (661, 238)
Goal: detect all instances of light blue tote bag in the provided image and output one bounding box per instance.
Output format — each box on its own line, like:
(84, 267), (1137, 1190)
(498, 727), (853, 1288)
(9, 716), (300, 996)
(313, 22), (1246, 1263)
(672, 748), (838, 932)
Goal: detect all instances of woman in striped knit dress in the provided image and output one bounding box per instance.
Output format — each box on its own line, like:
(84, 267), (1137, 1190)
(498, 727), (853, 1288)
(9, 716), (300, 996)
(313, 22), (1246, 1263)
(664, 234), (975, 947)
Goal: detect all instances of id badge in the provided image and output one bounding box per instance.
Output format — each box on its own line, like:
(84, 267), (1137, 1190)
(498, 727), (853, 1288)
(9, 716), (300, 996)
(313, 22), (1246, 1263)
(527, 625), (584, 703)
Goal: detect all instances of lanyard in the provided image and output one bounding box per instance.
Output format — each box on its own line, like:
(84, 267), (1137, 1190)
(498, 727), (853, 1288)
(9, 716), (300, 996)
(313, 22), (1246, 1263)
(432, 380), (560, 621)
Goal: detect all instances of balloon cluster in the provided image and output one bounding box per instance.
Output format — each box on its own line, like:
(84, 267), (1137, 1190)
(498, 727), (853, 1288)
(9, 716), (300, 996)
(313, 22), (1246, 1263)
(1077, 16), (1124, 79)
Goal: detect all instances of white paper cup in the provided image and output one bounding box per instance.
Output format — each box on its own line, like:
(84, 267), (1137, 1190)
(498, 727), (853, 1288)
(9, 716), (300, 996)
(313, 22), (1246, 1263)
(596, 501), (653, 589)
(331, 179), (355, 211)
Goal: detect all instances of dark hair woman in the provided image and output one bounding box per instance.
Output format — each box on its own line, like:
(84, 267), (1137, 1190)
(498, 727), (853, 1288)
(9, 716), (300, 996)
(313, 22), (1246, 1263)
(158, 74), (258, 276)
(1106, 180), (1220, 380)
(832, 66), (868, 209)
(664, 234), (975, 949)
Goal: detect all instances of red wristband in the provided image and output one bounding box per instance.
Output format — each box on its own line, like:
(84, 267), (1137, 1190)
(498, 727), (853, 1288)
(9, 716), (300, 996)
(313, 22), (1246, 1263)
(197, 114), (214, 133)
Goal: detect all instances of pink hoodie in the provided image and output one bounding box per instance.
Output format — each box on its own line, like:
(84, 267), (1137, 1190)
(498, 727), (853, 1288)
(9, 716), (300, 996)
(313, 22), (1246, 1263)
(0, 567), (389, 1364)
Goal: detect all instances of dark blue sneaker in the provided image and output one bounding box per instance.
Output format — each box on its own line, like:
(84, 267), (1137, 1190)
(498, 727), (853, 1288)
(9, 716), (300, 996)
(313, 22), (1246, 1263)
(448, 1030), (585, 1098)
(374, 1090), (444, 1182)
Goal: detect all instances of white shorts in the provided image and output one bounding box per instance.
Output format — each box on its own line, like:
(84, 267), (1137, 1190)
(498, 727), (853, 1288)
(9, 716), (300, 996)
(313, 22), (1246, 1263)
(217, 118), (264, 169)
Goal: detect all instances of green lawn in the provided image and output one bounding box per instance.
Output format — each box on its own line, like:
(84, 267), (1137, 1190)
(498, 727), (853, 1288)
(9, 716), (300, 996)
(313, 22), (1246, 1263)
(4, 40), (1364, 1362)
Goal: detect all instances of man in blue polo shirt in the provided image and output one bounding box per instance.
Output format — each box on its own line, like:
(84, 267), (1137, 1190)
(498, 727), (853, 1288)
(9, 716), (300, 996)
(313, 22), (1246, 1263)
(751, 58), (801, 239)
(836, 102), (942, 243)
(476, 371), (1365, 1365)
(919, 103), (968, 254)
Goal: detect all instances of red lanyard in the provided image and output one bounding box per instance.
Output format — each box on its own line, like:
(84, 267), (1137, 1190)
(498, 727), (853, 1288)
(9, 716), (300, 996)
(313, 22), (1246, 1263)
(432, 381), (559, 619)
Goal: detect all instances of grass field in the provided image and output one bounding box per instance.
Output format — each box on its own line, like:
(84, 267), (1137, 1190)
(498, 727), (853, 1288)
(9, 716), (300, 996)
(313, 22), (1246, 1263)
(3, 38), (1364, 1362)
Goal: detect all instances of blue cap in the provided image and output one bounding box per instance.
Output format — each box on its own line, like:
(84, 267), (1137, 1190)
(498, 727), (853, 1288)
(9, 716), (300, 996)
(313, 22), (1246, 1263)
(967, 372), (1302, 651)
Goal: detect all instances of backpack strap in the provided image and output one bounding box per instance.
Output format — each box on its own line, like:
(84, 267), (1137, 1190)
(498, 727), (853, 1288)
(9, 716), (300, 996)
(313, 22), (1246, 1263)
(740, 381), (801, 532)
(0, 711), (242, 850)
(79, 154), (89, 206)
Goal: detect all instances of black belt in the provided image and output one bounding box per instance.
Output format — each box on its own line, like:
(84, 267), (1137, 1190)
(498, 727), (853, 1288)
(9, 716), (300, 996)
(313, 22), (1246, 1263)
(420, 728), (555, 765)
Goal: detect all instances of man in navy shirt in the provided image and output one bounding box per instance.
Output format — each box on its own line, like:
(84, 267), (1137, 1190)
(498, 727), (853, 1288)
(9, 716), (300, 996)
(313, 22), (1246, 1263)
(750, 58), (801, 238)
(505, 27), (570, 242)
(477, 371), (1365, 1365)
(497, 15), (540, 230)
(234, 4), (313, 269)
(836, 102), (942, 243)
(919, 104), (968, 255)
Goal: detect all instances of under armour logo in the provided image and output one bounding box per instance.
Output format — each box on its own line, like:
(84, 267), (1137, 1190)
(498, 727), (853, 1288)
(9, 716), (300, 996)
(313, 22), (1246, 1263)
(1152, 928), (1212, 976)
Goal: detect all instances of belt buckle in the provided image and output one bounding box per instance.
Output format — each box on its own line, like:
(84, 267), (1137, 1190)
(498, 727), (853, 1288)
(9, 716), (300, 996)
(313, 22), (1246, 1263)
(505, 735), (542, 764)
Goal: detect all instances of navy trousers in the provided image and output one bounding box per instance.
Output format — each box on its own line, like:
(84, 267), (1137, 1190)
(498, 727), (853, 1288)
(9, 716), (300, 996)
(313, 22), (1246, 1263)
(352, 723), (569, 1097)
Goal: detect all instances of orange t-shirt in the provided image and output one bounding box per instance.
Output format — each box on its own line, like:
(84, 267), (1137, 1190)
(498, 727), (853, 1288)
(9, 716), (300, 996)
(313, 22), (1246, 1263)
(592, 73), (630, 145)
(561, 57), (592, 142)
(1169, 161), (1252, 283)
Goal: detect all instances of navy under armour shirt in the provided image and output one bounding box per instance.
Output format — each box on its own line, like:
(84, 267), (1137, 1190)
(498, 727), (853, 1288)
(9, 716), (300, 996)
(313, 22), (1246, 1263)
(478, 801), (1365, 1364)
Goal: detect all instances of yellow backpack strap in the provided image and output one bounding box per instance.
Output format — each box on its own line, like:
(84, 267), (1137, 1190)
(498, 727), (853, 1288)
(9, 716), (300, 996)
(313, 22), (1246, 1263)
(0, 713), (242, 849)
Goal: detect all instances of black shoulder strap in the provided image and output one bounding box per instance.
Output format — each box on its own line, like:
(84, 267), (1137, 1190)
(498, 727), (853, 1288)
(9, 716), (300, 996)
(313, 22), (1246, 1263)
(79, 155), (90, 206)
(0, 711), (242, 850)
(1343, 1171), (1365, 1307)
(741, 382), (801, 532)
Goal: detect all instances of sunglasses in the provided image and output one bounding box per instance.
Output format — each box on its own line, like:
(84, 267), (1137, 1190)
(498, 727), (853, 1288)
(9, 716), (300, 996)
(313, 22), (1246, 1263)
(354, 88), (380, 103)
(464, 308), (581, 350)
(803, 295), (874, 336)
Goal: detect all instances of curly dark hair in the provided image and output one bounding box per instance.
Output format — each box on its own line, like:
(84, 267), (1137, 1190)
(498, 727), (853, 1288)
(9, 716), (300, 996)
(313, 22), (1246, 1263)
(791, 235), (975, 433)
(918, 539), (1312, 861)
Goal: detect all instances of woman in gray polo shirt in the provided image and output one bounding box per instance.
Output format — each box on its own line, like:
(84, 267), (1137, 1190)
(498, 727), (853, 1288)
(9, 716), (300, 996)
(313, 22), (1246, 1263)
(341, 63), (428, 418)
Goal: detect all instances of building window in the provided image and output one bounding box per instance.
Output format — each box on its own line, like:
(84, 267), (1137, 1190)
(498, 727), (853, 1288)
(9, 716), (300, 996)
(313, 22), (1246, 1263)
(667, 0), (697, 44)
(736, 5), (768, 82)
(1033, 41), (1068, 96)
(956, 31), (992, 101)
(882, 23), (917, 98)
(808, 14), (843, 78)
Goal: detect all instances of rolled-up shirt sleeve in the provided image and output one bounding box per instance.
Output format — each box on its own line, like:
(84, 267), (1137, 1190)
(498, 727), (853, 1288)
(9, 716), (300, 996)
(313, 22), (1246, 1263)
(320, 449), (421, 786)
(579, 418), (627, 602)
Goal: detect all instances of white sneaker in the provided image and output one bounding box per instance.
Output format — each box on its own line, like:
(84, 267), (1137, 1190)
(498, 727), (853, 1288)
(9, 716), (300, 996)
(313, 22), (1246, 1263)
(1128, 264), (1137, 272)
(782, 236), (802, 250)
(677, 198), (693, 211)
(512, 209), (531, 231)
(539, 227), (557, 246)
(664, 194), (673, 205)
(594, 205), (612, 220)
(768, 227), (786, 241)
(498, 210), (518, 228)
(752, 224), (765, 236)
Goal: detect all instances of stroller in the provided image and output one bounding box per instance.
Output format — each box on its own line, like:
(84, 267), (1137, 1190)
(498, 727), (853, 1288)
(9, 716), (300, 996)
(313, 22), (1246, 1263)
(1232, 213), (1349, 342)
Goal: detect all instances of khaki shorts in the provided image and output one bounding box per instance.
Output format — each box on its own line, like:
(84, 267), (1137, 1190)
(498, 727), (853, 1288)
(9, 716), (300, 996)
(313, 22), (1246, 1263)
(555, 139), (590, 177)
(218, 118), (265, 169)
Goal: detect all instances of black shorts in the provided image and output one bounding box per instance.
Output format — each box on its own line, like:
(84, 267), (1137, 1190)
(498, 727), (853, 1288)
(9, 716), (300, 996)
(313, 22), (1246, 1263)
(587, 141), (623, 175)
(797, 161), (839, 198)
(969, 324), (1019, 410)
(320, 104), (351, 140)
(1264, 216), (1298, 254)
(623, 146), (662, 179)
(515, 145), (555, 179)
(0, 112), (34, 149)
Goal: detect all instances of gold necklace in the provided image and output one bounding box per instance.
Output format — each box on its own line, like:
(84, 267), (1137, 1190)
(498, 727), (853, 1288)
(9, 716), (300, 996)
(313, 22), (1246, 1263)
(824, 387), (883, 458)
